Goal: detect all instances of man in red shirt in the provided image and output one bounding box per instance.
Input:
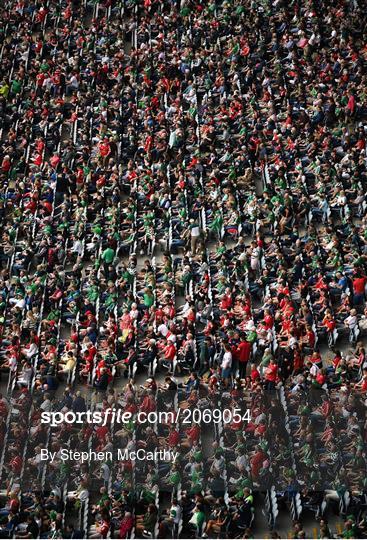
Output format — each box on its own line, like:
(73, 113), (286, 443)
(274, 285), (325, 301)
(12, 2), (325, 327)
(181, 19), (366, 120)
(263, 309), (274, 330)
(305, 325), (316, 350)
(99, 138), (111, 166)
(237, 334), (251, 378)
(353, 273), (366, 305)
(220, 288), (233, 310)
(9, 451), (22, 475)
(182, 423), (200, 449)
(119, 513), (133, 539)
(251, 363), (260, 382)
(90, 517), (110, 539)
(167, 426), (180, 448)
(139, 391), (156, 415)
(355, 369), (367, 393)
(264, 360), (278, 392)
(251, 445), (267, 480)
(163, 339), (176, 362)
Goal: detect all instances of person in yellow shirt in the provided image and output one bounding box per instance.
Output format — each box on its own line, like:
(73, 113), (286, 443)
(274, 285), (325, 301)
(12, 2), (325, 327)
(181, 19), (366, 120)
(0, 80), (9, 99)
(57, 351), (76, 375)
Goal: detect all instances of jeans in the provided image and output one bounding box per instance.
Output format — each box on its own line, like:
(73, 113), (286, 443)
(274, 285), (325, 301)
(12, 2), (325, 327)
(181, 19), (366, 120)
(353, 293), (365, 306)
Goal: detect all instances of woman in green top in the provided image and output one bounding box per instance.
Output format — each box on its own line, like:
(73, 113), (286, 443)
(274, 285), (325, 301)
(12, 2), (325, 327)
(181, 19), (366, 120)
(136, 504), (157, 535)
(143, 287), (154, 308)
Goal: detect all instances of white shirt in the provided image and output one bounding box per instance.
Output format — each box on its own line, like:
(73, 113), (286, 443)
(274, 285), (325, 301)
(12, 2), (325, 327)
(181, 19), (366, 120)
(236, 454), (247, 470)
(9, 357), (17, 372)
(101, 463), (110, 481)
(221, 351), (232, 369)
(310, 363), (320, 377)
(72, 239), (83, 255)
(40, 399), (52, 412)
(10, 297), (25, 309)
(170, 504), (182, 525)
(19, 367), (33, 384)
(289, 336), (298, 348)
(191, 226), (200, 237)
(345, 315), (357, 329)
(158, 323), (169, 337)
(69, 75), (79, 88)
(25, 343), (38, 358)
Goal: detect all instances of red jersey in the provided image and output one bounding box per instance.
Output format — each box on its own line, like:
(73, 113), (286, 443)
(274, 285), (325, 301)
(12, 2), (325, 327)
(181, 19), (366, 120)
(237, 340), (251, 363)
(353, 277), (366, 294)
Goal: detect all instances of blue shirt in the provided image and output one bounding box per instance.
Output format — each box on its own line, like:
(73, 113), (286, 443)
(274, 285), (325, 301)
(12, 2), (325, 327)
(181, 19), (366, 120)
(338, 276), (348, 291)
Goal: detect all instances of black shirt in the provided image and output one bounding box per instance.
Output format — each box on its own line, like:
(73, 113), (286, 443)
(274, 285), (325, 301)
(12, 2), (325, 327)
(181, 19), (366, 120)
(27, 520), (40, 539)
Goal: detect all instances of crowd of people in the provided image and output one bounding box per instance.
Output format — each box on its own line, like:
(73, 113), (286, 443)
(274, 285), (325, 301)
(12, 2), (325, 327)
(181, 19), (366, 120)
(0, 0), (367, 537)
